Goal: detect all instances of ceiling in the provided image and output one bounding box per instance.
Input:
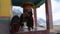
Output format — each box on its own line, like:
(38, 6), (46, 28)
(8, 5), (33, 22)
(12, 0), (45, 8)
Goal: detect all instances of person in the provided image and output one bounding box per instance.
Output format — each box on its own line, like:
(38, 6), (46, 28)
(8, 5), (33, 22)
(19, 14), (24, 31)
(26, 10), (34, 31)
(10, 15), (20, 34)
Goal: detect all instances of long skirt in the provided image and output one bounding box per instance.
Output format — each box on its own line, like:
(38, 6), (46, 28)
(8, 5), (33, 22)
(10, 23), (20, 34)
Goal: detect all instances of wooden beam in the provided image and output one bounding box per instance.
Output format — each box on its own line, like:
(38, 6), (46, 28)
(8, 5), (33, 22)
(33, 7), (37, 31)
(45, 0), (53, 33)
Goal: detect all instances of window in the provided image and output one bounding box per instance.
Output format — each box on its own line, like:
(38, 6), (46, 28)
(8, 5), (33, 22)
(51, 0), (60, 33)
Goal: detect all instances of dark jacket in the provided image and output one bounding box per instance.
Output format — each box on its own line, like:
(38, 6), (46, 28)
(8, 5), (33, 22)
(10, 15), (19, 25)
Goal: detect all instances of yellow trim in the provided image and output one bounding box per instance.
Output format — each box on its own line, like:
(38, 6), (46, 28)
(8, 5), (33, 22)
(0, 0), (11, 16)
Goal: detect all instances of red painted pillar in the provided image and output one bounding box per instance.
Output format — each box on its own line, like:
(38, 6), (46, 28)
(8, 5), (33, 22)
(45, 0), (53, 33)
(33, 7), (37, 31)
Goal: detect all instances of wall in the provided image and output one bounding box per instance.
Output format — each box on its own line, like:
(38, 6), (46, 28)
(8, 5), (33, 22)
(0, 0), (11, 34)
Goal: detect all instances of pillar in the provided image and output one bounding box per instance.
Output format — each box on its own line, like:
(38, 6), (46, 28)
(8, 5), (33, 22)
(0, 0), (11, 34)
(33, 7), (37, 30)
(45, 0), (53, 33)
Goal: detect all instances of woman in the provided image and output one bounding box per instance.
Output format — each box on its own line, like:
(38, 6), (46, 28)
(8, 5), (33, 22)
(10, 15), (20, 34)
